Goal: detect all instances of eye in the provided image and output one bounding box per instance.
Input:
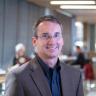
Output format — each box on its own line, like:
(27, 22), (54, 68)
(54, 32), (62, 38)
(41, 33), (49, 39)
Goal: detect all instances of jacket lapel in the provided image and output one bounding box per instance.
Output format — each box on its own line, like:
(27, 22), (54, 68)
(29, 58), (52, 96)
(60, 63), (74, 96)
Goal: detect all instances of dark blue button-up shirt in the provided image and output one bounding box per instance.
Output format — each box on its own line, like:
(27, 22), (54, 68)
(36, 55), (62, 96)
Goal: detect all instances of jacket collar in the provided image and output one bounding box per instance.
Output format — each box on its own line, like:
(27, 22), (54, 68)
(28, 57), (74, 96)
(29, 57), (52, 96)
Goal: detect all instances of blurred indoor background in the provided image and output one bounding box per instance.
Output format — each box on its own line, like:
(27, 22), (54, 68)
(0, 0), (96, 96)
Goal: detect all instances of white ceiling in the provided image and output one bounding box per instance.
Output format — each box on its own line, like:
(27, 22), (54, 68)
(27, 0), (96, 23)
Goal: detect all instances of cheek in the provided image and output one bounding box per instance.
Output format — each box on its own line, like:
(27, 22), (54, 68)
(36, 41), (46, 49)
(58, 39), (64, 46)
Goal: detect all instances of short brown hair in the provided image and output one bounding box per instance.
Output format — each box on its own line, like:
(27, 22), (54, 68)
(33, 15), (63, 36)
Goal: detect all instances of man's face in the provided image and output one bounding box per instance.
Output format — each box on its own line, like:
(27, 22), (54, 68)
(32, 21), (64, 59)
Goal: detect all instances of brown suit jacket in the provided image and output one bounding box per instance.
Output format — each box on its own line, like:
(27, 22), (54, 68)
(5, 57), (84, 96)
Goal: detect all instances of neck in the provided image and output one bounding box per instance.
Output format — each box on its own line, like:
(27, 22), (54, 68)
(37, 54), (58, 68)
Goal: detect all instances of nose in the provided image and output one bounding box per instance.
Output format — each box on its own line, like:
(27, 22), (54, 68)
(47, 36), (56, 44)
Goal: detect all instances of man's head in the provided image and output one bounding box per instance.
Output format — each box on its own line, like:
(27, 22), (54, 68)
(32, 15), (64, 59)
(76, 46), (82, 54)
(15, 43), (26, 58)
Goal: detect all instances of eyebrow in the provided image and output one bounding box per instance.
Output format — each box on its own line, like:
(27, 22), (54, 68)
(40, 32), (61, 35)
(41, 33), (49, 35)
(55, 32), (61, 35)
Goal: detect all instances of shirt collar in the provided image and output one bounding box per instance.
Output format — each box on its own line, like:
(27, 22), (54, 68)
(35, 54), (61, 78)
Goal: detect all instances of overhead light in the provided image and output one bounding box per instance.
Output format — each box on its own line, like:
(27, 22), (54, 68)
(50, 1), (95, 5)
(60, 5), (96, 9)
(56, 9), (72, 17)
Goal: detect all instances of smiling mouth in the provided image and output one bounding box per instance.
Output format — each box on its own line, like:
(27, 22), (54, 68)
(46, 46), (58, 50)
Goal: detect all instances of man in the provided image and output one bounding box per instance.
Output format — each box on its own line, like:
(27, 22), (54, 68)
(72, 46), (86, 68)
(5, 16), (84, 96)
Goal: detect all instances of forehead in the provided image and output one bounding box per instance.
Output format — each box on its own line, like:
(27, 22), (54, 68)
(37, 21), (62, 34)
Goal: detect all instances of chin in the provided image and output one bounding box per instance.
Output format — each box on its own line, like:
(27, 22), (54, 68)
(46, 53), (58, 58)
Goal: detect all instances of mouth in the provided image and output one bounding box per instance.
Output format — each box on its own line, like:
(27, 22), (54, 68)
(46, 46), (58, 51)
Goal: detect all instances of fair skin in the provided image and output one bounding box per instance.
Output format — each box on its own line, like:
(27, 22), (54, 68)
(16, 48), (26, 58)
(32, 21), (64, 68)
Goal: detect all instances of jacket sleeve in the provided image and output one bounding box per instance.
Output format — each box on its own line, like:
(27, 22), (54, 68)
(5, 71), (24, 96)
(76, 72), (84, 96)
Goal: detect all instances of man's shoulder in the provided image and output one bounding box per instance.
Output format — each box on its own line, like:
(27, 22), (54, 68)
(61, 63), (82, 83)
(61, 62), (81, 76)
(7, 58), (37, 77)
(11, 63), (29, 74)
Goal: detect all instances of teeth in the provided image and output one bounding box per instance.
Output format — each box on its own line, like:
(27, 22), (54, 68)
(46, 45), (58, 49)
(47, 46), (57, 49)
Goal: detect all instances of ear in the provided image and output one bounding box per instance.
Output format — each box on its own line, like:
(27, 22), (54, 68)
(32, 37), (37, 47)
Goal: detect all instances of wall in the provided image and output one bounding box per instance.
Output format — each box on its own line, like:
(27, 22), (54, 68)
(0, 0), (72, 69)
